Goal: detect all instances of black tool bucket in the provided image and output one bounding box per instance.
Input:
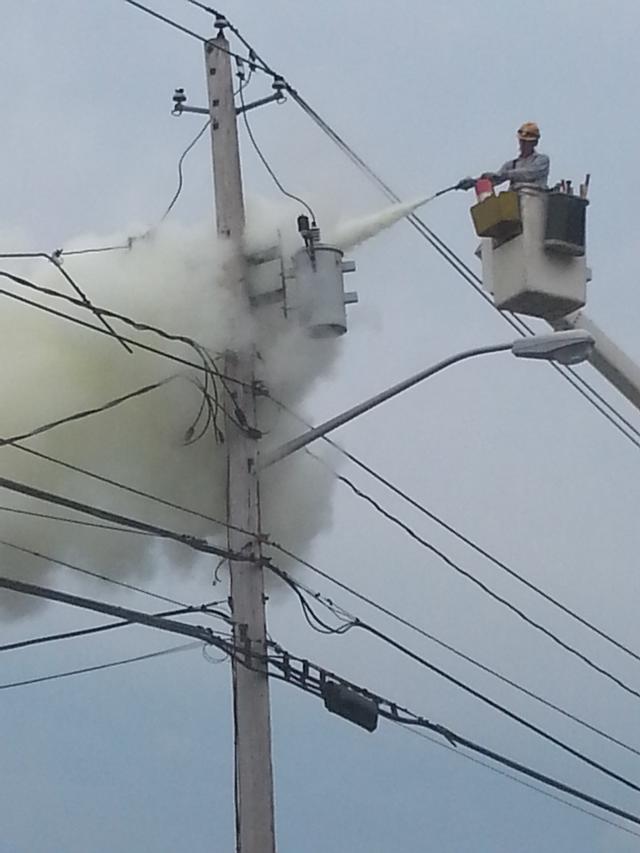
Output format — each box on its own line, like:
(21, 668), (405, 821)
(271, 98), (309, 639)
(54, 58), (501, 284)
(544, 193), (588, 257)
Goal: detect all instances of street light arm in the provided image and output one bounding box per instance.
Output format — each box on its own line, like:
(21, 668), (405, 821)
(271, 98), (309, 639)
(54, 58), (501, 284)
(261, 342), (512, 468)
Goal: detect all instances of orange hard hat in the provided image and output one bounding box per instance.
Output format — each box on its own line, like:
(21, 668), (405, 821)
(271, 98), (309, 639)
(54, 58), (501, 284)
(517, 121), (540, 141)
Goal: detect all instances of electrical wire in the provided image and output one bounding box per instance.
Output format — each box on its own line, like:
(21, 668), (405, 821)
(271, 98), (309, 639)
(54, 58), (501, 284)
(57, 119), (210, 256)
(0, 475), (254, 563)
(319, 432), (640, 664)
(0, 277), (253, 390)
(0, 603), (226, 653)
(0, 505), (153, 535)
(266, 533), (640, 759)
(157, 119), (211, 223)
(332, 468), (640, 701)
(0, 539), (187, 607)
(270, 553), (640, 757)
(8, 442), (257, 540)
(0, 376), (177, 449)
(0, 252), (132, 352)
(0, 269), (245, 383)
(2, 563), (639, 830)
(122, 0), (207, 41)
(262, 639), (640, 828)
(273, 400), (640, 694)
(390, 721), (640, 842)
(238, 83), (316, 222)
(0, 642), (202, 690)
(274, 564), (640, 794)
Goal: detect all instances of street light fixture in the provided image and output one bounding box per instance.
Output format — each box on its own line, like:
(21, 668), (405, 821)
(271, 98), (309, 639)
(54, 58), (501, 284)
(261, 329), (594, 468)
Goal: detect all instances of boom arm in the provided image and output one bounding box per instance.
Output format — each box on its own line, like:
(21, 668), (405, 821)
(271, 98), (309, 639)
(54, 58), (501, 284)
(550, 311), (640, 413)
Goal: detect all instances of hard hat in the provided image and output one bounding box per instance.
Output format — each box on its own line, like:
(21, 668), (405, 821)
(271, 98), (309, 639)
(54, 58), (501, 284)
(517, 121), (540, 141)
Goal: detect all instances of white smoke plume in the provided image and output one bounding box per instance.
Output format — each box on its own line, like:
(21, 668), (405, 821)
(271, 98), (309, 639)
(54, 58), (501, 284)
(328, 196), (433, 251)
(0, 196), (417, 617)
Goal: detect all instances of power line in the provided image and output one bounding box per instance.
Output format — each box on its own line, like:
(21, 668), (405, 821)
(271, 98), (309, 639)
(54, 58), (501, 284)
(270, 564), (640, 795)
(0, 252), (132, 352)
(270, 557), (640, 759)
(122, 0), (207, 41)
(9, 442), (257, 540)
(0, 279), (252, 388)
(0, 376), (176, 448)
(0, 642), (202, 690)
(0, 474), (255, 563)
(3, 566), (640, 829)
(333, 468), (640, 701)
(238, 83), (316, 222)
(263, 641), (640, 828)
(56, 119), (210, 257)
(0, 539), (187, 607)
(391, 721), (640, 841)
(0, 268), (248, 385)
(158, 119), (211, 222)
(316, 431), (640, 665)
(0, 603), (224, 653)
(0, 573), (230, 647)
(0, 505), (153, 535)
(286, 431), (640, 703)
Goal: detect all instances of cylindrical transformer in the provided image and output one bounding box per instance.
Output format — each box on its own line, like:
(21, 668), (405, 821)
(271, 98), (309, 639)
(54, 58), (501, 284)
(293, 244), (349, 337)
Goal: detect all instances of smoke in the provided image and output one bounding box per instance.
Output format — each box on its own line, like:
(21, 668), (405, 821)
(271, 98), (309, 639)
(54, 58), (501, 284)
(0, 196), (415, 617)
(328, 196), (433, 251)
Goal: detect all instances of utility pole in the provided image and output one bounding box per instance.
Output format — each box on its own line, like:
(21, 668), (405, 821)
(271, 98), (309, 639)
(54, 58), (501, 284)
(205, 31), (277, 853)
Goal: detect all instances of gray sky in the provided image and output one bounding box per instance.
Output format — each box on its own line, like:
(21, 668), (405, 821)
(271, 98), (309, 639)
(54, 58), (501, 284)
(3, 1), (640, 851)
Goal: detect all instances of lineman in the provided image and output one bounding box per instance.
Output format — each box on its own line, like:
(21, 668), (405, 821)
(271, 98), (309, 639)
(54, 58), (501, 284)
(458, 122), (550, 191)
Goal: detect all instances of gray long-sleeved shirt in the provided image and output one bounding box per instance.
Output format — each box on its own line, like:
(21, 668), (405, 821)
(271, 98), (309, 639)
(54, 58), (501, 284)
(493, 151), (550, 188)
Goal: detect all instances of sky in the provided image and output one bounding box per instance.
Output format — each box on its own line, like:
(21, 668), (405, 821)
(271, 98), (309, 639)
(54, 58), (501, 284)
(3, 1), (640, 851)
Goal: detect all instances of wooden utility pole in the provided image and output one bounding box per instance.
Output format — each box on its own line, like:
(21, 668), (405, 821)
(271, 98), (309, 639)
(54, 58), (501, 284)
(205, 32), (277, 853)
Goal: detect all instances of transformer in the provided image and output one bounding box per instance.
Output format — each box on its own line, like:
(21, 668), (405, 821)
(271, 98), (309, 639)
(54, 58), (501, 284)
(289, 216), (357, 337)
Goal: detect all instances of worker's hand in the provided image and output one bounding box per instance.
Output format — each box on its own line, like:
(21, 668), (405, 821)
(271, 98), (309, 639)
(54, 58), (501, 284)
(455, 177), (476, 191)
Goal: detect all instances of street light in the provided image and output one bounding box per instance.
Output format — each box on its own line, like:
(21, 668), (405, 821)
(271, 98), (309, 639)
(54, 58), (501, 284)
(261, 330), (594, 468)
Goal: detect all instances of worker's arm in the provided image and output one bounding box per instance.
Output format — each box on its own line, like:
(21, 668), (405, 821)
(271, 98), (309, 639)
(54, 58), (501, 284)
(499, 154), (550, 185)
(482, 161), (512, 187)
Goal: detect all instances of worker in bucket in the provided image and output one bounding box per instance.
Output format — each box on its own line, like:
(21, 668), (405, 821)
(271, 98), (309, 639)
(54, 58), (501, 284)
(458, 122), (550, 191)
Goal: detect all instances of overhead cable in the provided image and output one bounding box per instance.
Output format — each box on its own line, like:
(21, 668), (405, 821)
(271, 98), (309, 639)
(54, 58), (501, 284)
(319, 432), (640, 666)
(9, 443), (257, 540)
(3, 568), (640, 828)
(392, 722), (640, 841)
(122, 0), (207, 41)
(0, 269), (247, 385)
(332, 468), (640, 701)
(269, 556), (640, 759)
(238, 83), (316, 222)
(263, 641), (640, 828)
(0, 574), (230, 647)
(0, 642), (202, 690)
(0, 475), (255, 563)
(0, 278), (252, 388)
(0, 376), (176, 449)
(0, 252), (132, 352)
(0, 603), (224, 653)
(0, 539), (187, 607)
(271, 564), (640, 794)
(278, 398), (640, 666)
